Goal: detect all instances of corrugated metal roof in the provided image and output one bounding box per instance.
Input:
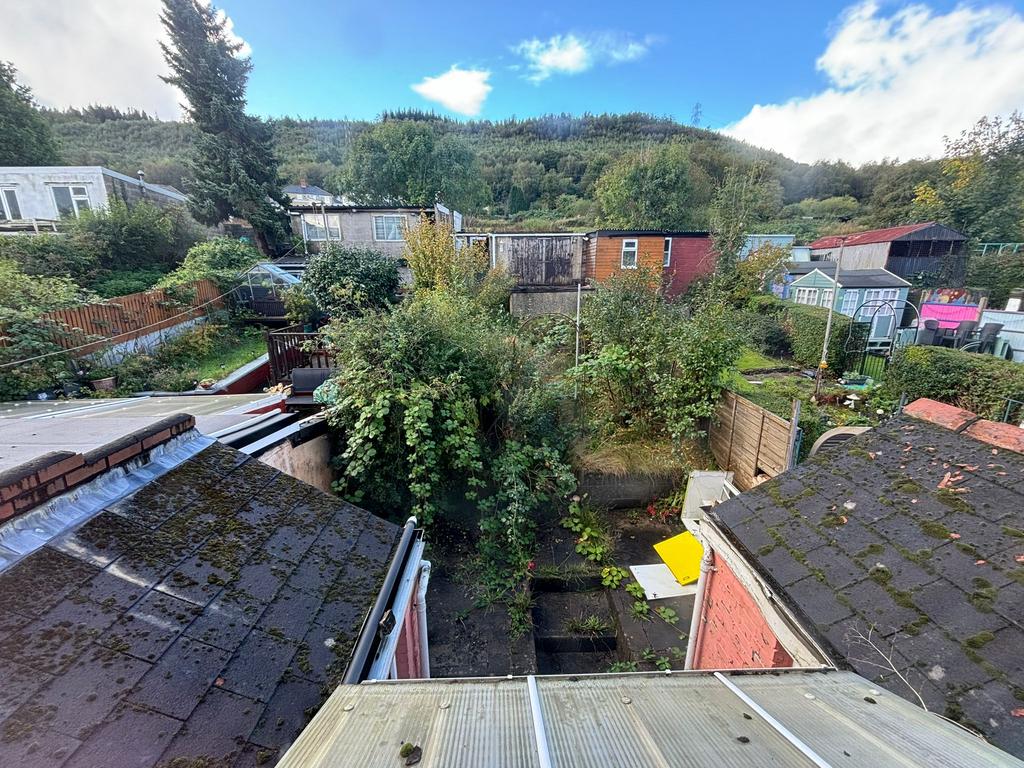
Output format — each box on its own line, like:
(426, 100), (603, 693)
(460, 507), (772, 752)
(276, 671), (1020, 767)
(807, 223), (965, 249)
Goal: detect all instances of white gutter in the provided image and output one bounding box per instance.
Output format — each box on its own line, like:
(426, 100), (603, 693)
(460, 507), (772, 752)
(414, 560), (432, 678)
(366, 531), (425, 680)
(684, 544), (715, 670)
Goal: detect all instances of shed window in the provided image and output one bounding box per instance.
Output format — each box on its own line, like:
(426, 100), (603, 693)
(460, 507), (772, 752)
(373, 214), (406, 241)
(819, 289), (834, 308)
(621, 239), (638, 269)
(51, 185), (91, 218)
(663, 238), (672, 267)
(302, 212), (341, 241)
(793, 287), (819, 305)
(841, 290), (859, 316)
(861, 288), (900, 318)
(0, 188), (20, 221)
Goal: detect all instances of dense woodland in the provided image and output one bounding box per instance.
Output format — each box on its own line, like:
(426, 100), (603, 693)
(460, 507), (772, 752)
(38, 106), (1024, 246)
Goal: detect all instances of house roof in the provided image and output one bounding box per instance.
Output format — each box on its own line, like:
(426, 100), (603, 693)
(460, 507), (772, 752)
(282, 184), (333, 198)
(0, 431), (400, 767)
(808, 223), (967, 249)
(274, 671), (1021, 767)
(787, 263), (911, 288)
(708, 400), (1024, 757)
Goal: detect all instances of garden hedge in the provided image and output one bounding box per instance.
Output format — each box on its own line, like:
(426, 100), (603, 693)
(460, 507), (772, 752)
(746, 295), (865, 373)
(884, 345), (1024, 419)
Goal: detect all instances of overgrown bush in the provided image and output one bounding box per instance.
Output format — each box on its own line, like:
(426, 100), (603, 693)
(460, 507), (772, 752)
(968, 250), (1024, 308)
(0, 233), (100, 282)
(572, 270), (741, 443)
(745, 295), (865, 372)
(92, 268), (172, 298)
(883, 345), (1024, 419)
(302, 245), (399, 316)
(158, 237), (261, 292)
(733, 308), (791, 358)
(0, 259), (95, 398)
(72, 200), (203, 273)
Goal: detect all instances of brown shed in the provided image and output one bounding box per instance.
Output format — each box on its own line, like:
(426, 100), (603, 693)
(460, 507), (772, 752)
(585, 231), (668, 282)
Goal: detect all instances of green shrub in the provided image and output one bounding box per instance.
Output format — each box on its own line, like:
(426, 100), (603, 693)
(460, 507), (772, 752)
(733, 308), (790, 358)
(883, 345), (1024, 419)
(968, 250), (1024, 309)
(158, 237), (261, 292)
(92, 268), (170, 298)
(752, 296), (866, 372)
(302, 245), (400, 316)
(71, 200), (203, 273)
(0, 233), (100, 282)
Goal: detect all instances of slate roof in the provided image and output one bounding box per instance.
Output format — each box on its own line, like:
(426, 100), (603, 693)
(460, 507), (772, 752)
(282, 184), (333, 198)
(0, 440), (400, 768)
(709, 411), (1024, 757)
(808, 222), (967, 249)
(787, 262), (911, 288)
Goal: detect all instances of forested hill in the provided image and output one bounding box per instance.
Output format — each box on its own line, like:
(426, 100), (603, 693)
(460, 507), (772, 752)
(42, 108), (1024, 245)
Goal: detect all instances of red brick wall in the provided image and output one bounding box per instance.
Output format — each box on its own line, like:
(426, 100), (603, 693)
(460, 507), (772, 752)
(664, 236), (717, 298)
(691, 554), (794, 669)
(0, 414), (195, 523)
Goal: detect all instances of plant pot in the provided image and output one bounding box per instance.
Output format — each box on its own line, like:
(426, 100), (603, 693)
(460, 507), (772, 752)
(91, 376), (117, 392)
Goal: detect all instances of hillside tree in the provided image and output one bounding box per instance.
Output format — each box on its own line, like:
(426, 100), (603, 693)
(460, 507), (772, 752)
(595, 142), (706, 229)
(709, 163), (782, 272)
(0, 62), (60, 165)
(160, 0), (288, 254)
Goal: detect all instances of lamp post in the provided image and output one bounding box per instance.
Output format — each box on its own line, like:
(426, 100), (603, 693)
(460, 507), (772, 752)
(814, 236), (848, 397)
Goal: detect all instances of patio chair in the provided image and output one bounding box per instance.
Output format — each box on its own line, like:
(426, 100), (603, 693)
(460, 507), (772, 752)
(915, 319), (939, 346)
(952, 320), (979, 349)
(976, 323), (1004, 354)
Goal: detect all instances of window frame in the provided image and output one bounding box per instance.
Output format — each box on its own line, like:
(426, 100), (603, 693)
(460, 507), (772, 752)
(373, 214), (407, 242)
(301, 212), (341, 242)
(840, 289), (859, 316)
(861, 288), (900, 318)
(620, 238), (639, 269)
(819, 288), (834, 308)
(50, 184), (92, 218)
(663, 237), (672, 268)
(0, 187), (21, 221)
(793, 287), (819, 306)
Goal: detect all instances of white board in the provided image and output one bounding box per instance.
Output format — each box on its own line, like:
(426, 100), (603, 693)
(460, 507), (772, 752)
(629, 564), (698, 601)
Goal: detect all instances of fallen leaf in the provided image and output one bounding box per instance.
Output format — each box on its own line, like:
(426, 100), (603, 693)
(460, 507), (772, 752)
(903, 445), (913, 453)
(948, 533), (961, 540)
(911, 499), (918, 504)
(1015, 554), (1024, 564)
(843, 501), (857, 511)
(1013, 708), (1024, 718)
(975, 560), (987, 565)
(867, 452), (877, 460)
(215, 677), (225, 687)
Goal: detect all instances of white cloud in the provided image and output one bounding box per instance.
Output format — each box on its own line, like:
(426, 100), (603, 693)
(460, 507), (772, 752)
(411, 66), (492, 116)
(513, 32), (653, 82)
(725, 2), (1024, 164)
(0, 0), (251, 119)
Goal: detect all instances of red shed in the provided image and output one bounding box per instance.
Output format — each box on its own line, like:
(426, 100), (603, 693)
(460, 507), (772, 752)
(663, 232), (717, 298)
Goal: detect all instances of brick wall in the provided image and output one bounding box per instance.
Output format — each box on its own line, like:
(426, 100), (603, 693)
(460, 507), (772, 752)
(0, 414), (195, 523)
(692, 554), (794, 669)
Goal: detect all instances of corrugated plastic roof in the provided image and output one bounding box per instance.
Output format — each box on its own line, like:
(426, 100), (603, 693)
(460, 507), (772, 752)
(275, 671), (1020, 767)
(808, 222), (969, 249)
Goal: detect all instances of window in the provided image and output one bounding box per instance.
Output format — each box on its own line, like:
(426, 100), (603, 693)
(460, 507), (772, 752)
(663, 237), (672, 267)
(51, 185), (91, 218)
(373, 214), (406, 241)
(301, 212), (341, 241)
(819, 289), (834, 308)
(793, 287), (819, 305)
(621, 239), (638, 269)
(860, 288), (900, 318)
(841, 290), (859, 316)
(0, 188), (21, 221)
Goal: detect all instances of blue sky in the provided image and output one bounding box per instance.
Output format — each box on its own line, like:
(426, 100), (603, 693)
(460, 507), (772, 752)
(5, 0), (1024, 163)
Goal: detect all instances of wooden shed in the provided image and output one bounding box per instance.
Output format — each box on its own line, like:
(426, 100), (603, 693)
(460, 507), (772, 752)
(490, 233), (585, 286)
(584, 230), (667, 282)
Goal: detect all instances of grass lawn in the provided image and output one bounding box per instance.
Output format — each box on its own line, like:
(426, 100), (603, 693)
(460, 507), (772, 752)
(735, 346), (791, 372)
(194, 331), (266, 382)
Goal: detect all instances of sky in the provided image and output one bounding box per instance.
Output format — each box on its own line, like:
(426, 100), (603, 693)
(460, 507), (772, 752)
(4, 0), (1024, 165)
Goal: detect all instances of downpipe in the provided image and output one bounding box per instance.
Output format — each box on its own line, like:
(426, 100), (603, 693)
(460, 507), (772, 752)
(415, 561), (432, 678)
(684, 546), (716, 670)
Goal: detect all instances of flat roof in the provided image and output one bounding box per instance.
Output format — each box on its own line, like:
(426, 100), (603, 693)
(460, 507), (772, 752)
(276, 671), (1019, 767)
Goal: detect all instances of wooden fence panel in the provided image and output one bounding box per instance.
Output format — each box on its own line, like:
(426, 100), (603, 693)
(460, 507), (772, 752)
(13, 279), (225, 358)
(709, 391), (797, 490)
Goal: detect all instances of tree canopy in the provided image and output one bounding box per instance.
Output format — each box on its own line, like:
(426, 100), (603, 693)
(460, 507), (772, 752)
(0, 62), (60, 165)
(160, 0), (288, 253)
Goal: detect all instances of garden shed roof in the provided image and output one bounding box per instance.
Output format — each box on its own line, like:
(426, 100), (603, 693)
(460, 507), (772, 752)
(274, 670), (1021, 767)
(808, 222), (967, 249)
(787, 263), (911, 288)
(0, 433), (400, 767)
(708, 399), (1024, 757)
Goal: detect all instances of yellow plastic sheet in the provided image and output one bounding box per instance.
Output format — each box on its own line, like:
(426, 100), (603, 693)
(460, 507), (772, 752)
(653, 531), (704, 586)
